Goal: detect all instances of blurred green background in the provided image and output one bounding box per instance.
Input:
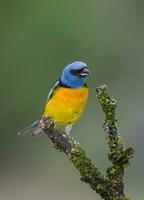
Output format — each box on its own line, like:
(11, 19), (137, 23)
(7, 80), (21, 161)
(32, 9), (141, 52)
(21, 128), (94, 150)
(0, 0), (144, 199)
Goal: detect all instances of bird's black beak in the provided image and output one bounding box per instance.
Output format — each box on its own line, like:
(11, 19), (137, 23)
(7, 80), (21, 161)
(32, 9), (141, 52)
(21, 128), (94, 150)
(80, 67), (90, 77)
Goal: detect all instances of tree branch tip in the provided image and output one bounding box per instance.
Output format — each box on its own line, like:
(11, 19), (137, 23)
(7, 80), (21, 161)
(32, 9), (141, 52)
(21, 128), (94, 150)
(96, 84), (108, 93)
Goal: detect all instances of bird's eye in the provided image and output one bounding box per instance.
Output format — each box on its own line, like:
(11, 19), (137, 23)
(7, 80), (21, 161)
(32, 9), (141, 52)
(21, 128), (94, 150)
(70, 68), (83, 76)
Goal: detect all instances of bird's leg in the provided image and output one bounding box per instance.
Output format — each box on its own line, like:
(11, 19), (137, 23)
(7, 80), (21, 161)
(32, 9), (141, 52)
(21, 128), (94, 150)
(65, 124), (73, 138)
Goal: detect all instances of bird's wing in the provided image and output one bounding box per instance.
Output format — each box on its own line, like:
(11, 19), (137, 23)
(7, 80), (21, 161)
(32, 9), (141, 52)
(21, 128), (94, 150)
(47, 80), (60, 101)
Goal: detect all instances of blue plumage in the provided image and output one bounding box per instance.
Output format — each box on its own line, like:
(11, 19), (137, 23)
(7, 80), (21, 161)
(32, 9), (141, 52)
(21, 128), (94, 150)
(60, 61), (89, 88)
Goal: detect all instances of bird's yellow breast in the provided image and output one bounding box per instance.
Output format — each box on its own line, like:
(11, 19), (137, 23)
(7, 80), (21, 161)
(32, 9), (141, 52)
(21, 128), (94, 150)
(43, 86), (89, 125)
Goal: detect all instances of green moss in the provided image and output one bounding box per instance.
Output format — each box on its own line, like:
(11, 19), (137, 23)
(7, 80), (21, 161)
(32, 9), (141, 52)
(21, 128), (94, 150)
(44, 85), (134, 200)
(96, 85), (134, 199)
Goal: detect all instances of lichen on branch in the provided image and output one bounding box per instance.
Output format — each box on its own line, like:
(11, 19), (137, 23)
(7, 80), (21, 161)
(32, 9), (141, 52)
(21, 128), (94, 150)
(40, 116), (110, 198)
(96, 85), (134, 199)
(39, 85), (134, 200)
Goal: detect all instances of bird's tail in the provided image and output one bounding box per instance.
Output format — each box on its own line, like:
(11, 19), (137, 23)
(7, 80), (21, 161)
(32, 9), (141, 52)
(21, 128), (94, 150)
(18, 120), (44, 137)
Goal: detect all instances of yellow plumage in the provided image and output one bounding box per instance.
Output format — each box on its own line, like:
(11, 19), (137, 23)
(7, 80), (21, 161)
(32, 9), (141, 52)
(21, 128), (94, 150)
(43, 86), (89, 125)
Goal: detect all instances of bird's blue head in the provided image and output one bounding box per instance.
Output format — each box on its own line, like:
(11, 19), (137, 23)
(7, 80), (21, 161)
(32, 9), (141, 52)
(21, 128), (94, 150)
(60, 61), (90, 88)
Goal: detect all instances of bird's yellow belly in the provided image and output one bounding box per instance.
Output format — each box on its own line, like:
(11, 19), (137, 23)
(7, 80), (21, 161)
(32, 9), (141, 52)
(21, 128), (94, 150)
(43, 87), (89, 125)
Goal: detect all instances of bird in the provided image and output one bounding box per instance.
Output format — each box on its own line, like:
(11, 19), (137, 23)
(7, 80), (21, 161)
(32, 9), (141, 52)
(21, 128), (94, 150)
(18, 61), (90, 137)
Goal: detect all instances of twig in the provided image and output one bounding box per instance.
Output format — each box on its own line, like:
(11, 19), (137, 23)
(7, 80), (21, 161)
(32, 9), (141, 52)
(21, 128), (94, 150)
(96, 85), (134, 199)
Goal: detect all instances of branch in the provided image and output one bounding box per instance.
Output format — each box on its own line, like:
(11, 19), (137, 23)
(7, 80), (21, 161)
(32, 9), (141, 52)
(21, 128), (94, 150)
(40, 116), (110, 199)
(96, 85), (134, 199)
(39, 85), (134, 200)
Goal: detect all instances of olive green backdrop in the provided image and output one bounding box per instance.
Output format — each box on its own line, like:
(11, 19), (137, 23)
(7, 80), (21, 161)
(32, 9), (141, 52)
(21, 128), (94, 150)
(0, 0), (144, 199)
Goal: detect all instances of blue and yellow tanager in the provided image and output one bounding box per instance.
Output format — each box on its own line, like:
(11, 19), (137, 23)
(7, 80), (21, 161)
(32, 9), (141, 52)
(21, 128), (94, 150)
(19, 61), (90, 136)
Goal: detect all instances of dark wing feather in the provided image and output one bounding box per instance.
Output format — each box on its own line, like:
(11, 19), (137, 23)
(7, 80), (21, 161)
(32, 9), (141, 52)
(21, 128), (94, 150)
(47, 80), (60, 101)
